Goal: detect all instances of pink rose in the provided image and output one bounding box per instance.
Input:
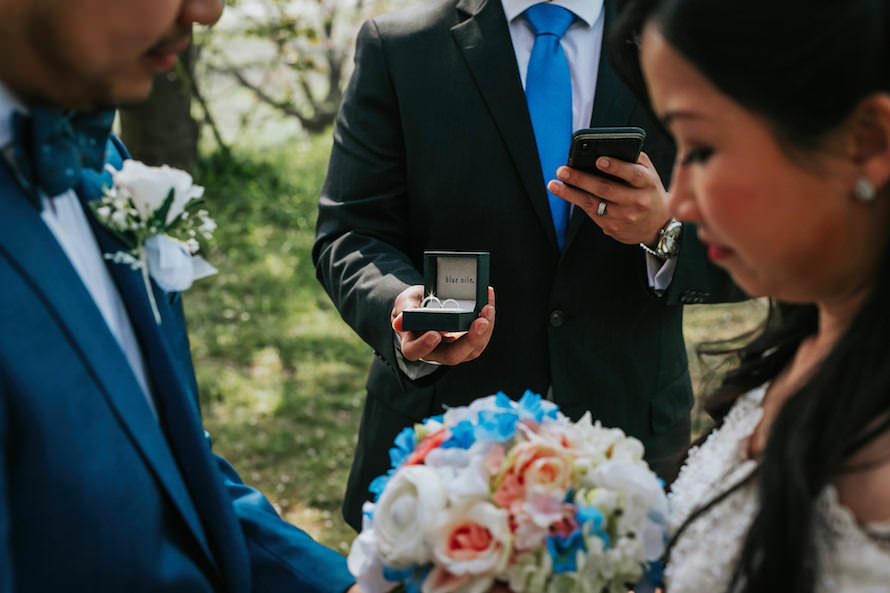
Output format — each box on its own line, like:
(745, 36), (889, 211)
(493, 441), (573, 511)
(405, 428), (449, 466)
(431, 502), (511, 577)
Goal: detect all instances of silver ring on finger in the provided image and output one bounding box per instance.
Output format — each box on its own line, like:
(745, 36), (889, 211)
(596, 200), (608, 217)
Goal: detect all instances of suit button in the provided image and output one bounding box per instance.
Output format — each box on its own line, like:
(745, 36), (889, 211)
(550, 310), (565, 327)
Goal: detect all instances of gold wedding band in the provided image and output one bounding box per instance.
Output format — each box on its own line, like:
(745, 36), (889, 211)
(596, 200), (608, 217)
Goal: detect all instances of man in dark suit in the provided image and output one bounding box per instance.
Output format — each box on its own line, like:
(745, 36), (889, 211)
(0, 0), (358, 591)
(314, 0), (741, 531)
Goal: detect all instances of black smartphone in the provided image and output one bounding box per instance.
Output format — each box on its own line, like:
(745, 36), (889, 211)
(566, 127), (646, 184)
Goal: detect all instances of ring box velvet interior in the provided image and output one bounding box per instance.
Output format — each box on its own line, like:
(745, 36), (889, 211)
(401, 251), (490, 332)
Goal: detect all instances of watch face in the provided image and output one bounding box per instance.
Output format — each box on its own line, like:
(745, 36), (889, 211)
(657, 220), (682, 257)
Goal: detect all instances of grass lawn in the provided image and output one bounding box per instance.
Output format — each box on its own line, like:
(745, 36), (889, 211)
(186, 137), (767, 553)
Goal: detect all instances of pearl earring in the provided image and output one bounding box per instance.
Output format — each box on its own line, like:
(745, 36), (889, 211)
(855, 177), (876, 202)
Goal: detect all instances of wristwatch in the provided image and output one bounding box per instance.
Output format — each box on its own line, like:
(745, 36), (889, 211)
(640, 218), (683, 260)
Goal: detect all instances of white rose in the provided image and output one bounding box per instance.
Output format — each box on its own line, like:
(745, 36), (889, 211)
(431, 501), (511, 577)
(347, 504), (400, 593)
(113, 160), (204, 225)
(425, 446), (491, 505)
(373, 465), (446, 568)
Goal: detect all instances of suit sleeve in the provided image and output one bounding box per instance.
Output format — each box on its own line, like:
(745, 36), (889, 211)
(215, 454), (355, 593)
(663, 224), (748, 305)
(0, 385), (13, 592)
(312, 18), (423, 376)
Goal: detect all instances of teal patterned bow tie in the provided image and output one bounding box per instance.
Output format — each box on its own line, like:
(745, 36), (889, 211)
(8, 108), (115, 207)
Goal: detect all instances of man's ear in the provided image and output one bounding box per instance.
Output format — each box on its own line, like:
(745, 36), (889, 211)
(849, 93), (890, 191)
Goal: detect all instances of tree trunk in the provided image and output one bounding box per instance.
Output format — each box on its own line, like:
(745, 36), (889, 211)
(119, 46), (198, 173)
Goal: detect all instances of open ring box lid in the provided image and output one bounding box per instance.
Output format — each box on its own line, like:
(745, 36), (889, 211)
(401, 251), (490, 332)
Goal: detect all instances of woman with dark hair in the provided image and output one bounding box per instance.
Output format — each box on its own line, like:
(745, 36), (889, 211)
(558, 0), (890, 591)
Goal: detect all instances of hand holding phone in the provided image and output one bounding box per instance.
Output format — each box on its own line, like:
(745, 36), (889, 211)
(566, 127), (646, 185)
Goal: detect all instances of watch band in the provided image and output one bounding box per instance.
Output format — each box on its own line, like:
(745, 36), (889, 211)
(640, 217), (682, 260)
(639, 241), (663, 259)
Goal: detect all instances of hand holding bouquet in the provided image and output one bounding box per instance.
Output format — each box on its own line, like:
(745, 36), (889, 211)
(348, 391), (668, 593)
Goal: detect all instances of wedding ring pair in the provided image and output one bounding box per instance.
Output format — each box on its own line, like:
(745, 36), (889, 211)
(596, 200), (608, 217)
(421, 295), (460, 309)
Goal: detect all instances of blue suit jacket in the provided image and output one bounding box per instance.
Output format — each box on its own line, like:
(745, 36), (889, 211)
(0, 138), (354, 593)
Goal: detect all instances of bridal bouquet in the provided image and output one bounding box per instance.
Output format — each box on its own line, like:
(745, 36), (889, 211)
(348, 391), (668, 593)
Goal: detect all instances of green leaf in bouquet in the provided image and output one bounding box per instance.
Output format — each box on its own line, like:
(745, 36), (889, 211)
(150, 188), (177, 231)
(166, 198), (205, 230)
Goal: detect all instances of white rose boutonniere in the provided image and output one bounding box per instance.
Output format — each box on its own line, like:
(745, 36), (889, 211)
(91, 160), (217, 323)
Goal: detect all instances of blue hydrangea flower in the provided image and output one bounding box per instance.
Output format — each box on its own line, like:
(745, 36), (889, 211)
(388, 426), (417, 469)
(546, 528), (586, 573)
(368, 469), (394, 503)
(517, 390), (547, 422)
(577, 505), (610, 549)
(382, 564), (431, 593)
(441, 419), (476, 450)
(476, 408), (519, 442)
(494, 391), (514, 409)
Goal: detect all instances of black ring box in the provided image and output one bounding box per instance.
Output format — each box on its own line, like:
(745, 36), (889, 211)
(401, 251), (490, 332)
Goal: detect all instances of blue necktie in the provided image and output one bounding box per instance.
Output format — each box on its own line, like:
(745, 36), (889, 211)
(7, 108), (114, 207)
(524, 3), (574, 249)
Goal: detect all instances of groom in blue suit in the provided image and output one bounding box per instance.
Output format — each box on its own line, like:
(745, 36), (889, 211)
(0, 1), (358, 592)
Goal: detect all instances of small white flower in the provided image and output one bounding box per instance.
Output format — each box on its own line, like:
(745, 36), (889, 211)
(110, 210), (128, 229)
(503, 549), (552, 593)
(588, 459), (669, 561)
(199, 216), (217, 235)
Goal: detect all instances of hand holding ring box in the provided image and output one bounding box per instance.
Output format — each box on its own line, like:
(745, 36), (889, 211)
(401, 251), (490, 332)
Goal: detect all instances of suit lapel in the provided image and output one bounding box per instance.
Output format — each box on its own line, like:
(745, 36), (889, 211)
(0, 161), (218, 570)
(451, 0), (560, 249)
(588, 0), (636, 129)
(78, 158), (249, 591)
(88, 212), (249, 591)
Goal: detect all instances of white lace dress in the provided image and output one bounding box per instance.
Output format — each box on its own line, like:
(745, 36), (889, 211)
(665, 385), (890, 593)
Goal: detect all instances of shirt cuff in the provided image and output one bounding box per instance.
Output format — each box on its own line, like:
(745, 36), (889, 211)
(645, 252), (678, 296)
(393, 333), (441, 380)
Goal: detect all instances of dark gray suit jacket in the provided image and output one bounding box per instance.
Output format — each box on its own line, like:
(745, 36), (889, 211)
(313, 0), (741, 529)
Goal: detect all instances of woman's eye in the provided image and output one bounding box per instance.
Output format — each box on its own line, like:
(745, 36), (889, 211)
(680, 147), (714, 166)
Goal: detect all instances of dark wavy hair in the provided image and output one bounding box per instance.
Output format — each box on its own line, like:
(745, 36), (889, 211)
(609, 1), (890, 592)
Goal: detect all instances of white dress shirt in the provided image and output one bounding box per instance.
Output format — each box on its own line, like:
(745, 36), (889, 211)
(0, 82), (157, 417)
(503, 0), (676, 292)
(503, 0), (605, 134)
